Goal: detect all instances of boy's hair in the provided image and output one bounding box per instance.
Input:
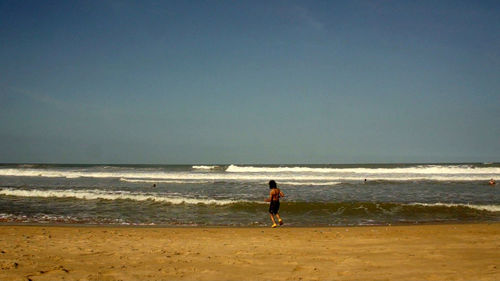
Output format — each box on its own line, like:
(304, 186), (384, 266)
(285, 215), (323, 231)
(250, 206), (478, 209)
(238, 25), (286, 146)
(269, 180), (277, 189)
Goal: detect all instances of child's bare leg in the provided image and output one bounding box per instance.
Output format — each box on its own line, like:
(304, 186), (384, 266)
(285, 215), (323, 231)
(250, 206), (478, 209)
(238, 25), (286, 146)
(276, 213), (283, 225)
(269, 214), (277, 227)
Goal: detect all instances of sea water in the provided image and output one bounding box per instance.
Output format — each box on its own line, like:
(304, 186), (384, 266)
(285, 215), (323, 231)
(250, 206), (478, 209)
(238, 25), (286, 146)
(0, 163), (499, 226)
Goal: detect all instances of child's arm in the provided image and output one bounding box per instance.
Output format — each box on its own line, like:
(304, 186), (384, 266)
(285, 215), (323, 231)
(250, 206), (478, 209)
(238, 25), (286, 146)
(279, 189), (285, 198)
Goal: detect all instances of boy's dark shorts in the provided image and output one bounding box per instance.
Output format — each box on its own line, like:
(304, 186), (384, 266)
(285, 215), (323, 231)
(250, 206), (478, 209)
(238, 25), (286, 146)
(269, 200), (280, 215)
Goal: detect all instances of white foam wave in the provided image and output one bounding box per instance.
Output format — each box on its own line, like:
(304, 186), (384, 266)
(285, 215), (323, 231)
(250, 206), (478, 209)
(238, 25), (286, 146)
(0, 188), (247, 205)
(0, 164), (498, 182)
(0, 213), (147, 225)
(280, 181), (342, 186)
(226, 164), (500, 175)
(192, 165), (219, 170)
(410, 203), (500, 212)
(121, 178), (341, 186)
(119, 178), (211, 184)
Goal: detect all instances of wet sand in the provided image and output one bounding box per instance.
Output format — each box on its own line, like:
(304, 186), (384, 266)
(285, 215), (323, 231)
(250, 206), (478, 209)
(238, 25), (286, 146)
(0, 223), (499, 280)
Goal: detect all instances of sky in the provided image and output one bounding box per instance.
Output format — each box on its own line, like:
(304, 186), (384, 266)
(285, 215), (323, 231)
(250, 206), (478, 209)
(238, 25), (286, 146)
(0, 0), (499, 164)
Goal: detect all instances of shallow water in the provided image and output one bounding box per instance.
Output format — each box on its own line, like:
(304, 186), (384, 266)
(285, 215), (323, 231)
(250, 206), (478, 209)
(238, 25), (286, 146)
(0, 163), (499, 226)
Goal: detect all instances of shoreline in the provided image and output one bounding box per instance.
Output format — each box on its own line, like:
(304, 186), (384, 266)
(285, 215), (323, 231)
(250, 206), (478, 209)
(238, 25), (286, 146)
(1, 219), (497, 228)
(1, 223), (499, 280)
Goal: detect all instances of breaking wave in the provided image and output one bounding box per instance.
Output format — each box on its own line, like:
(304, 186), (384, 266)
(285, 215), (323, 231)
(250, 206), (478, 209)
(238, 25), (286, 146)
(119, 178), (212, 184)
(0, 188), (247, 205)
(1, 188), (498, 213)
(409, 202), (500, 212)
(279, 181), (342, 186)
(0, 164), (498, 182)
(192, 165), (220, 170)
(225, 164), (500, 175)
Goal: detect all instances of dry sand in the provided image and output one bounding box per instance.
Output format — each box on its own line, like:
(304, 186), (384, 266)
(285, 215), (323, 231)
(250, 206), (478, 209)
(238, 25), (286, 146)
(0, 223), (499, 280)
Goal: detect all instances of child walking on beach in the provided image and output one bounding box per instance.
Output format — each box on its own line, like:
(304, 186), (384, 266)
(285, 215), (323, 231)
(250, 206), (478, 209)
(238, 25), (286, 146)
(266, 180), (284, 228)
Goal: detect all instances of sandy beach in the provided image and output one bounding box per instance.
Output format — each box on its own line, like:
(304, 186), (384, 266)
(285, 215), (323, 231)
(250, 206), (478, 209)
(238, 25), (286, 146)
(0, 223), (499, 280)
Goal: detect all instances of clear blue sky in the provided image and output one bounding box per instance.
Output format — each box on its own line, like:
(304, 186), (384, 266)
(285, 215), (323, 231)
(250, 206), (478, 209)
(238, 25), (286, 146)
(1, 0), (499, 164)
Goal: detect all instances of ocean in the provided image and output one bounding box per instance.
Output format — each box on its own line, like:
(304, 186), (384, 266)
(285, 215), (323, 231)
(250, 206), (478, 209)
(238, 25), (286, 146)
(0, 163), (499, 226)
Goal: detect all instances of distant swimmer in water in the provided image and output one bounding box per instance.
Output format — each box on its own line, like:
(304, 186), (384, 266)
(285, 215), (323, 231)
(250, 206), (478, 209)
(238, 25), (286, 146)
(489, 179), (496, 186)
(265, 180), (285, 228)
(152, 184), (156, 187)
